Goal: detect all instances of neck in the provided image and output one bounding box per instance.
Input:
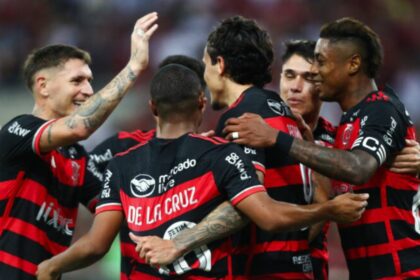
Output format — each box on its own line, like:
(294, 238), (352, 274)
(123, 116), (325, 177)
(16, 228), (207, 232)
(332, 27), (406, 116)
(305, 113), (320, 132)
(32, 104), (54, 121)
(339, 78), (377, 112)
(224, 82), (253, 107)
(156, 120), (198, 139)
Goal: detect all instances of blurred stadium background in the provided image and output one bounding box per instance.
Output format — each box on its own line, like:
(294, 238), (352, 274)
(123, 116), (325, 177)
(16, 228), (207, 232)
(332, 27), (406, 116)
(1, 0), (419, 279)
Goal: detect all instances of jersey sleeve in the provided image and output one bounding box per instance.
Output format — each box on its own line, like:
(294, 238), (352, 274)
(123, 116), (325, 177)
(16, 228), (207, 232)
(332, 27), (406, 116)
(95, 159), (124, 215)
(351, 101), (406, 165)
(89, 134), (120, 175)
(212, 144), (266, 206)
(0, 115), (55, 161)
(80, 154), (103, 213)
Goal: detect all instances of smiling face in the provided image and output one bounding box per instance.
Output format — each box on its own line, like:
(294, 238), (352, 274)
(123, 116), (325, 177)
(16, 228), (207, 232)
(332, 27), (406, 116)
(313, 38), (351, 102)
(280, 54), (321, 122)
(41, 58), (94, 118)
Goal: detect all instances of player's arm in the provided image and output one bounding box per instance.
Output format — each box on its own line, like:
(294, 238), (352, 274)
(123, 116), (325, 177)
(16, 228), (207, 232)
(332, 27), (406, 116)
(38, 13), (158, 153)
(36, 211), (123, 280)
(389, 139), (420, 175)
(223, 113), (378, 185)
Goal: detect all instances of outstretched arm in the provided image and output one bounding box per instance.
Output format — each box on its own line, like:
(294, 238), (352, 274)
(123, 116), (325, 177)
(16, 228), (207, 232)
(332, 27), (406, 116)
(223, 113), (378, 185)
(38, 12), (159, 153)
(36, 211), (123, 280)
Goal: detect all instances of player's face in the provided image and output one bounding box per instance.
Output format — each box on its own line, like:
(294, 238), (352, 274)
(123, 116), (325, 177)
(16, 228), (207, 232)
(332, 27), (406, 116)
(314, 38), (349, 102)
(202, 47), (226, 110)
(44, 58), (94, 118)
(280, 54), (321, 120)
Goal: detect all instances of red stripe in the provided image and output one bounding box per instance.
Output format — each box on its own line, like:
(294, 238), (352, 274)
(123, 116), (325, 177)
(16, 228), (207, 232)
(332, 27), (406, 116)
(6, 218), (67, 255)
(115, 141), (149, 157)
(345, 238), (418, 260)
(121, 172), (220, 231)
(33, 119), (57, 156)
(0, 171), (25, 235)
(310, 247), (328, 260)
(249, 272), (313, 279)
(251, 240), (309, 254)
(118, 129), (155, 142)
(95, 205), (123, 215)
(340, 207), (414, 228)
(231, 185), (266, 206)
(264, 116), (302, 139)
(0, 250), (37, 276)
(189, 134), (228, 145)
(13, 178), (78, 218)
(253, 162), (265, 174)
(265, 165), (303, 188)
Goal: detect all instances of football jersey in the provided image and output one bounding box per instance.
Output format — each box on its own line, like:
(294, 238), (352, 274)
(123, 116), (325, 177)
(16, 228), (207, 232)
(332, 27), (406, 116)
(310, 116), (337, 280)
(0, 114), (100, 279)
(89, 129), (155, 279)
(96, 133), (265, 279)
(216, 86), (314, 279)
(332, 88), (420, 279)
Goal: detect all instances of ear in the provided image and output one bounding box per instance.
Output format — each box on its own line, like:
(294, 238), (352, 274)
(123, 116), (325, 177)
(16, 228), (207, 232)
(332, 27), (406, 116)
(198, 92), (207, 113)
(34, 75), (48, 97)
(149, 100), (158, 117)
(216, 56), (225, 75)
(348, 53), (362, 75)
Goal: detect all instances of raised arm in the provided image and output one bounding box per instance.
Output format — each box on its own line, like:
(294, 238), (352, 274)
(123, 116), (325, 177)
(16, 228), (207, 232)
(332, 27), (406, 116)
(39, 13), (159, 153)
(36, 211), (123, 280)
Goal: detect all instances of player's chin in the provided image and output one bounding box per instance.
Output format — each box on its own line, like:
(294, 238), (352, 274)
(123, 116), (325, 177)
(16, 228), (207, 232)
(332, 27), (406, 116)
(211, 101), (227, 111)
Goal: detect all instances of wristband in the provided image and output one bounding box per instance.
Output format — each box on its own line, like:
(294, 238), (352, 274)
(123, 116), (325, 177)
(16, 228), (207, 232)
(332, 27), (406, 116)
(274, 131), (294, 155)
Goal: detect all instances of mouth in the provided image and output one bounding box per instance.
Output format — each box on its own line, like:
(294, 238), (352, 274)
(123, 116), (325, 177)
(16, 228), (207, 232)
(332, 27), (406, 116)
(72, 100), (85, 107)
(287, 98), (302, 106)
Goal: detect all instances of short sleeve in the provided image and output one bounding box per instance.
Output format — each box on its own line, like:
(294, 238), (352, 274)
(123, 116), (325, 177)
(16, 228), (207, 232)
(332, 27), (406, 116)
(89, 134), (120, 175)
(351, 101), (406, 165)
(80, 153), (103, 213)
(212, 144), (265, 206)
(95, 160), (124, 215)
(0, 115), (55, 161)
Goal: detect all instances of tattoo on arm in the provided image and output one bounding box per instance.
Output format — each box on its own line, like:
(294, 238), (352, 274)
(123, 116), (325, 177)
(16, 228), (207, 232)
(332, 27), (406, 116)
(289, 139), (377, 184)
(172, 202), (249, 253)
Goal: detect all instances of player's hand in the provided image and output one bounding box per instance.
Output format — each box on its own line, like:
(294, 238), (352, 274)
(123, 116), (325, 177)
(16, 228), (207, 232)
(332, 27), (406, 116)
(223, 113), (278, 148)
(328, 192), (369, 223)
(292, 111), (314, 142)
(129, 233), (182, 267)
(128, 12), (159, 74)
(389, 139), (420, 175)
(36, 260), (60, 280)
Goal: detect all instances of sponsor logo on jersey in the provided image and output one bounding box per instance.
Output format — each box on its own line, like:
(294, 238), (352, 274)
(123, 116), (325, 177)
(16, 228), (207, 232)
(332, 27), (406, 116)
(158, 159), (197, 193)
(225, 152), (251, 180)
(7, 121), (30, 137)
(36, 201), (74, 236)
(267, 99), (285, 115)
(90, 149), (113, 164)
(101, 169), (113, 198)
(130, 174), (156, 198)
(159, 221), (211, 275)
(292, 254), (313, 273)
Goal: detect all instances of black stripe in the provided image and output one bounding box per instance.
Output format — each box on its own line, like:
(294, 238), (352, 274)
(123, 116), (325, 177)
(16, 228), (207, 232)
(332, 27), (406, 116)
(0, 262), (35, 280)
(311, 256), (328, 280)
(266, 184), (307, 204)
(265, 150), (300, 169)
(354, 188), (381, 209)
(347, 253), (395, 280)
(387, 186), (417, 210)
(0, 199), (6, 216)
(0, 230), (53, 265)
(256, 227), (309, 243)
(391, 220), (420, 240)
(231, 253), (248, 275)
(339, 222), (388, 249)
(9, 198), (74, 247)
(398, 245), (420, 273)
(249, 251), (312, 275)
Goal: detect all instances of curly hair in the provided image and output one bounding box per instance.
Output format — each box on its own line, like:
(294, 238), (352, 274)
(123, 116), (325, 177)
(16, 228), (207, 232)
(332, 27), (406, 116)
(320, 17), (383, 78)
(206, 16), (273, 87)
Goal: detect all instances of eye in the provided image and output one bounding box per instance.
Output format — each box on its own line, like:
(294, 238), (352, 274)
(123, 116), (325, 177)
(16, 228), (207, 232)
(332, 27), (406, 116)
(283, 71), (296, 79)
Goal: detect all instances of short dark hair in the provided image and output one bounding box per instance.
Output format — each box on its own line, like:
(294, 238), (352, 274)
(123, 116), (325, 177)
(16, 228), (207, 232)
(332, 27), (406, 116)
(23, 44), (91, 90)
(282, 40), (316, 65)
(150, 64), (202, 120)
(320, 17), (383, 78)
(159, 55), (206, 91)
(206, 16), (273, 87)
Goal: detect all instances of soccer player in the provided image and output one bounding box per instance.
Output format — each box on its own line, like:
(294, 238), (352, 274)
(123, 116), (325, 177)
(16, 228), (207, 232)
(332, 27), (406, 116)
(223, 17), (420, 279)
(87, 55), (204, 278)
(0, 12), (158, 280)
(36, 63), (368, 280)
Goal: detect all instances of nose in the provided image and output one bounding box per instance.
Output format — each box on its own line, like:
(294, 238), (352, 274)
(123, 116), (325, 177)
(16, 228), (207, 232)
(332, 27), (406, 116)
(81, 81), (94, 97)
(291, 76), (304, 93)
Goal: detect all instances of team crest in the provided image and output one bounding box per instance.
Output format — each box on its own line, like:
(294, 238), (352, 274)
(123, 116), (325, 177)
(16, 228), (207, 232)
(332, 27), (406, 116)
(130, 174), (156, 198)
(342, 124), (353, 148)
(267, 99), (284, 116)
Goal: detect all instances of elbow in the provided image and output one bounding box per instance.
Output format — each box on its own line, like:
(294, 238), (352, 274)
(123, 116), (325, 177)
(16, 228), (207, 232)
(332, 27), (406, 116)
(345, 165), (373, 185)
(71, 127), (92, 142)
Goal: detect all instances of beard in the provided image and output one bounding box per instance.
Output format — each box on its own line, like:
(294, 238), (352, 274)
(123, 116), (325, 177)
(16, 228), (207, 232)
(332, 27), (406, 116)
(211, 100), (227, 111)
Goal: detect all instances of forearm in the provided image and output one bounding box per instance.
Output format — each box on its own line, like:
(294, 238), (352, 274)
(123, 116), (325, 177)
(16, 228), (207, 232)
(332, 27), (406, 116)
(172, 201), (249, 254)
(276, 132), (373, 184)
(64, 65), (138, 137)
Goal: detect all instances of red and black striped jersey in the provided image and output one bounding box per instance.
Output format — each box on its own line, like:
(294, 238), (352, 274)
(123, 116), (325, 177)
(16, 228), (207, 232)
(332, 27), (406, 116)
(332, 88), (420, 279)
(216, 87), (314, 279)
(89, 129), (155, 279)
(0, 114), (101, 279)
(310, 116), (337, 280)
(96, 133), (265, 279)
